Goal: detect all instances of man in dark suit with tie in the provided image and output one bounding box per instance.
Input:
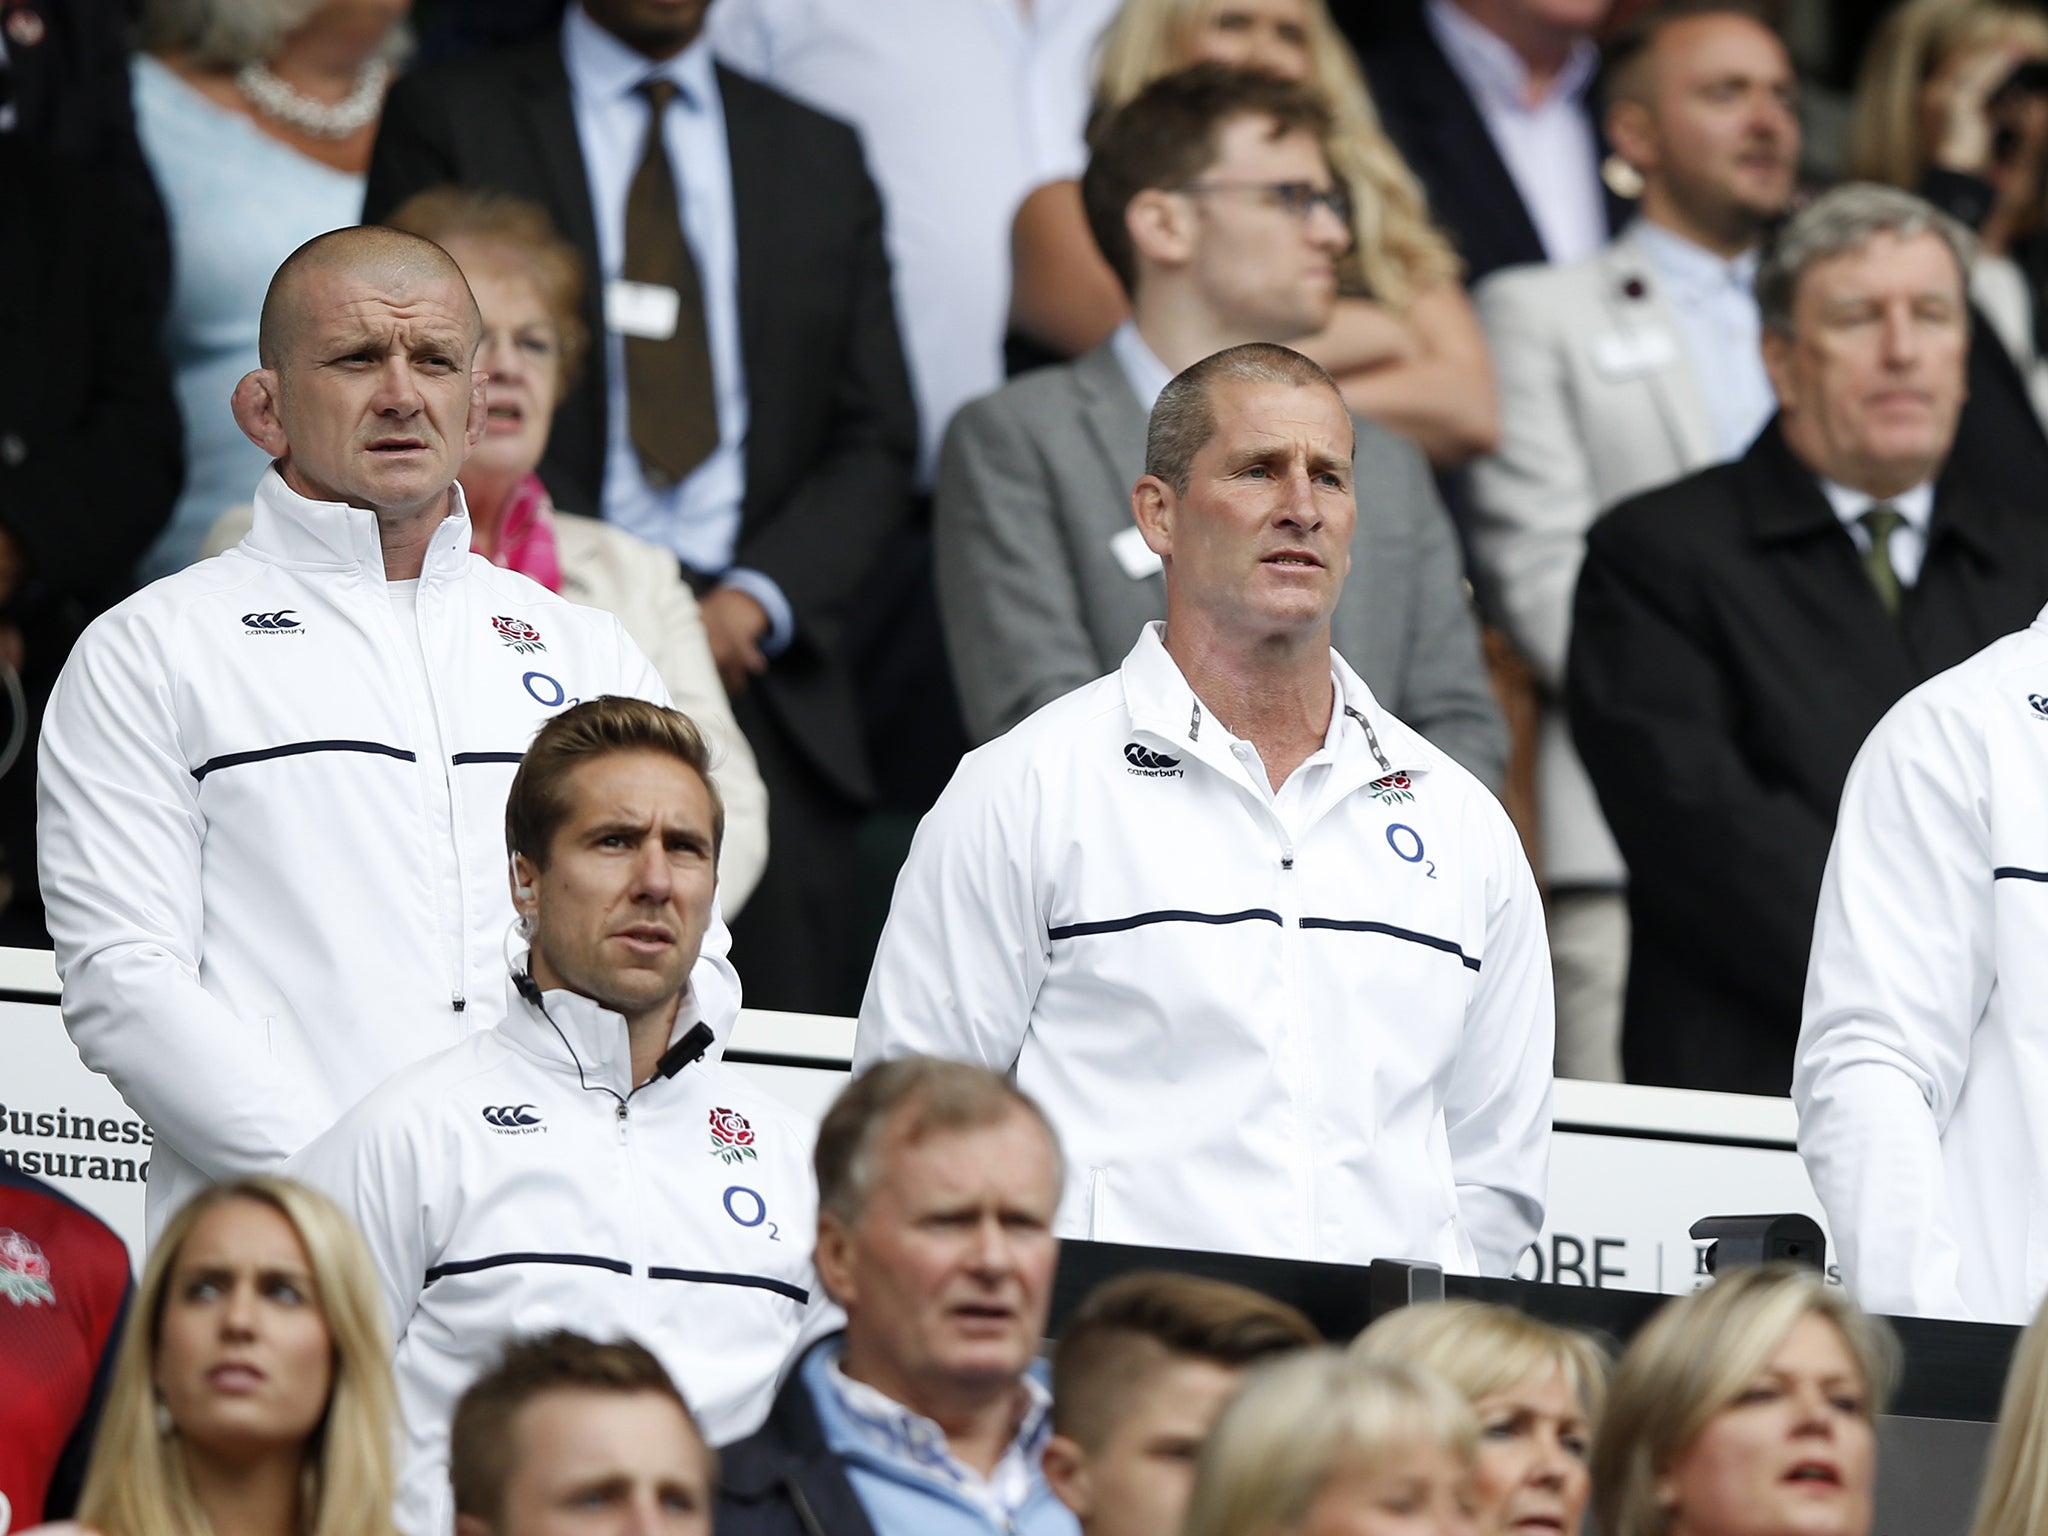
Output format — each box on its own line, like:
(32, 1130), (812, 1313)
(1568, 183), (2048, 1097)
(364, 0), (918, 1013)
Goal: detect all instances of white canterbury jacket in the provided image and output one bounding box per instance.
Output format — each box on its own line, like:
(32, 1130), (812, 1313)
(1796, 603), (2048, 1323)
(857, 625), (1551, 1273)
(288, 972), (824, 1536)
(38, 468), (739, 1239)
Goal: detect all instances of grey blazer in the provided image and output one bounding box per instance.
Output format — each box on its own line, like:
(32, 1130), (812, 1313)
(933, 342), (1507, 790)
(1469, 225), (1721, 885)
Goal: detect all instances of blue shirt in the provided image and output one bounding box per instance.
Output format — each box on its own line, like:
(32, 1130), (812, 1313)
(1631, 221), (1775, 462)
(561, 4), (791, 650)
(805, 1341), (1077, 1536)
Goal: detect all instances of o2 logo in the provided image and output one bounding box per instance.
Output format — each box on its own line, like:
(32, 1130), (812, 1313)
(522, 671), (581, 711)
(1386, 823), (1436, 879)
(723, 1185), (781, 1240)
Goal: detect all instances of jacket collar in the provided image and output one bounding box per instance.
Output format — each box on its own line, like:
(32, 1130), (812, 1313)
(1739, 419), (1998, 561)
(497, 964), (703, 1100)
(719, 1333), (878, 1528)
(243, 465), (476, 580)
(1119, 622), (1430, 786)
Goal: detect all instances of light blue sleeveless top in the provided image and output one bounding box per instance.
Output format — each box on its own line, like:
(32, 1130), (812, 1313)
(131, 55), (364, 580)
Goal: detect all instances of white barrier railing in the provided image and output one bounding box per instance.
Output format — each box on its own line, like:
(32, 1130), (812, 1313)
(0, 947), (1826, 1282)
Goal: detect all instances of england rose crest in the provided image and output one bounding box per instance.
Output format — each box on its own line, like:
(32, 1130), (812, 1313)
(709, 1107), (758, 1165)
(0, 1228), (54, 1307)
(1369, 771), (1415, 806)
(491, 615), (546, 654)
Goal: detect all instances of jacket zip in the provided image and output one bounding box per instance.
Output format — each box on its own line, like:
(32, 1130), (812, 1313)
(413, 566), (471, 1016)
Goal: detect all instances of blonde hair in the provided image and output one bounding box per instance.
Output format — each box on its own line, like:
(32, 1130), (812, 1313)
(1590, 1267), (1900, 1536)
(1353, 1299), (1611, 1430)
(1969, 1288), (2048, 1536)
(76, 1177), (399, 1536)
(1091, 0), (1461, 307)
(1849, 0), (2048, 188)
(1183, 1349), (1478, 1536)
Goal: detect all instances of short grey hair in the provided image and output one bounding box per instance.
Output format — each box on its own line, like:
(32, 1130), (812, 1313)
(1757, 182), (1976, 337)
(1146, 343), (1351, 495)
(813, 1057), (1064, 1224)
(140, 0), (409, 70)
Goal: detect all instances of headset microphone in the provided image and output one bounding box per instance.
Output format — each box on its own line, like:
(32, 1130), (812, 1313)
(656, 1022), (716, 1079)
(513, 968), (544, 1007)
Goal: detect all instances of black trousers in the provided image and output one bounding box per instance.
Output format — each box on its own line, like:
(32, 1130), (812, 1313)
(724, 687), (868, 1017)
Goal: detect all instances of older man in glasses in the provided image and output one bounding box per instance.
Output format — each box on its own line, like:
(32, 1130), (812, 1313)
(933, 63), (1502, 788)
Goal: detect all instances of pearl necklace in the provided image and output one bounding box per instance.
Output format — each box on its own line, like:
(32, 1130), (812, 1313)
(234, 58), (392, 139)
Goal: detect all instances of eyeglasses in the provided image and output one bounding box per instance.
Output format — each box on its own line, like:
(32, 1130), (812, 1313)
(1172, 179), (1354, 227)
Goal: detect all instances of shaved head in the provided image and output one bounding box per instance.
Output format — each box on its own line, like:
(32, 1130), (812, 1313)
(260, 225), (482, 371)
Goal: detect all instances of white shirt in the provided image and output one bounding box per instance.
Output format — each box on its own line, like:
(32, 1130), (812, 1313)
(1425, 0), (1605, 265)
(561, 4), (791, 649)
(707, 0), (1120, 485)
(1630, 222), (1773, 461)
(1820, 477), (1935, 587)
(1795, 603), (2048, 1321)
(857, 624), (1552, 1273)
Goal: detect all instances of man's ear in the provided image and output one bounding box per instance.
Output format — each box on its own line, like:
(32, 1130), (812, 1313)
(510, 853), (539, 928)
(1760, 326), (1797, 414)
(1132, 474), (1175, 559)
(231, 369), (290, 458)
(465, 368), (489, 453)
(1126, 186), (1195, 275)
(1041, 1434), (1094, 1521)
(1604, 98), (1657, 180)
(813, 1212), (857, 1311)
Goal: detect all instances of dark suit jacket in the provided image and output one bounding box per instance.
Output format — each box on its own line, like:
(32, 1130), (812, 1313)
(716, 1339), (876, 1536)
(0, 136), (181, 930)
(1355, 8), (1629, 283)
(4, 0), (171, 322)
(1567, 421), (2048, 1097)
(364, 40), (918, 800)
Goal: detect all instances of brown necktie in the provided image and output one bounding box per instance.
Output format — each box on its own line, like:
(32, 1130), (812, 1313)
(1860, 505), (1906, 618)
(623, 78), (718, 488)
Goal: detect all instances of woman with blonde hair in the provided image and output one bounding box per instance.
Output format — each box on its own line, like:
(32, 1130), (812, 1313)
(1966, 1289), (2048, 1536)
(1355, 1301), (1607, 1536)
(1185, 1348), (1479, 1536)
(1590, 1266), (1900, 1536)
(1009, 0), (1497, 466)
(1849, 0), (2048, 414)
(70, 1175), (398, 1536)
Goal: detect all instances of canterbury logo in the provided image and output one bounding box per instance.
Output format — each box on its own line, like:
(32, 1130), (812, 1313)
(241, 611), (300, 630)
(1123, 743), (1182, 771)
(481, 1104), (542, 1128)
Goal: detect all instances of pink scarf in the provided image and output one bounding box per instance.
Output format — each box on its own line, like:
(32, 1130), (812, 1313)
(483, 472), (564, 593)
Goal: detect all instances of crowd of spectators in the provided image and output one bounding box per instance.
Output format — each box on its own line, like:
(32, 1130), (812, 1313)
(20, 0), (2048, 1529)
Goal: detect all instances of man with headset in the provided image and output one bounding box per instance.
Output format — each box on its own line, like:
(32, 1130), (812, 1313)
(291, 697), (824, 1536)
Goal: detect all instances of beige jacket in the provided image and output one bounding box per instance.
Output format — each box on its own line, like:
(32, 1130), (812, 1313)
(204, 504), (769, 912)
